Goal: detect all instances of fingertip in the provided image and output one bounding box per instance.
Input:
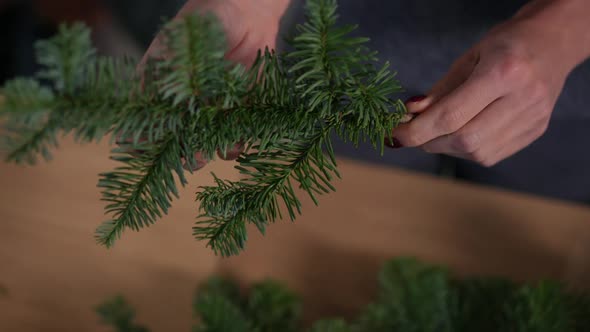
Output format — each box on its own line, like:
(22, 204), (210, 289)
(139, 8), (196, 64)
(182, 162), (208, 172)
(384, 136), (403, 149)
(388, 121), (419, 148)
(217, 142), (245, 160)
(405, 95), (431, 113)
(183, 153), (209, 172)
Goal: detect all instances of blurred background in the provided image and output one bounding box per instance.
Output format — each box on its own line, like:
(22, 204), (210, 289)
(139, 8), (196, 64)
(3, 2), (590, 331)
(0, 0), (179, 81)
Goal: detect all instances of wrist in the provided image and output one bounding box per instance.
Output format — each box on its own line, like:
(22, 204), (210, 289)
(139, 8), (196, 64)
(512, 0), (590, 71)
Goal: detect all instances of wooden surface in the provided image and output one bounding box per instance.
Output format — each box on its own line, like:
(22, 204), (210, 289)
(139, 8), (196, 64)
(2, 138), (590, 331)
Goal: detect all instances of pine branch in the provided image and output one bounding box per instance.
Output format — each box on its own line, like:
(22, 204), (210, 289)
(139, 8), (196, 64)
(193, 278), (252, 332)
(0, 79), (56, 163)
(97, 258), (590, 332)
(357, 257), (455, 332)
(96, 135), (187, 247)
(567, 292), (590, 332)
(0, 0), (407, 254)
(0, 27), (135, 164)
(192, 0), (404, 256)
(2, 114), (61, 164)
(452, 278), (516, 332)
(0, 78), (54, 116)
(309, 320), (351, 332)
(96, 295), (149, 332)
(157, 12), (228, 110)
(35, 22), (96, 95)
(194, 126), (337, 256)
(67, 56), (138, 142)
(506, 281), (572, 332)
(246, 280), (301, 332)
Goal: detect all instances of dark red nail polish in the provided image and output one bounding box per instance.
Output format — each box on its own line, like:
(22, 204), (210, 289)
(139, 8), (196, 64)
(385, 137), (403, 149)
(406, 95), (427, 104)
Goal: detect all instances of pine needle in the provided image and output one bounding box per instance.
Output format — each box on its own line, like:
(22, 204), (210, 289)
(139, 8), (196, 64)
(0, 0), (407, 255)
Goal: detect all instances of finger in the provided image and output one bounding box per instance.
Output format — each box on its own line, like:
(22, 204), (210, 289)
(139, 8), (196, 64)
(405, 51), (480, 114)
(183, 152), (210, 172)
(393, 66), (505, 148)
(484, 108), (549, 166)
(428, 51), (480, 102)
(179, 0), (254, 64)
(217, 142), (245, 160)
(420, 96), (514, 155)
(445, 118), (546, 167)
(141, 1), (247, 67)
(387, 52), (478, 148)
(424, 97), (547, 166)
(115, 135), (149, 157)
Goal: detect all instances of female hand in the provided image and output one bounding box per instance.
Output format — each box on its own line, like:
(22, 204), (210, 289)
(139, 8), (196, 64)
(389, 0), (590, 167)
(143, 0), (290, 68)
(136, 0), (290, 169)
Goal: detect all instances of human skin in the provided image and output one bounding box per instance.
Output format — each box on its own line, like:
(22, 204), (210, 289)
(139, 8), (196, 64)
(143, 0), (290, 68)
(388, 0), (590, 167)
(146, 0), (590, 168)
(140, 0), (291, 169)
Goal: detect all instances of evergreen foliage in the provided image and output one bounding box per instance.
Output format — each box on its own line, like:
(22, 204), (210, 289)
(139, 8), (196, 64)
(96, 258), (590, 332)
(0, 0), (406, 256)
(96, 295), (149, 332)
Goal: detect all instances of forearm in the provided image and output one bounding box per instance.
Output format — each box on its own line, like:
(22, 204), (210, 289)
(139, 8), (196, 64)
(514, 0), (590, 70)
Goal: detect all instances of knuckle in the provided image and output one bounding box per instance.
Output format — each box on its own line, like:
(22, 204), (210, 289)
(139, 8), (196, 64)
(452, 131), (481, 153)
(493, 51), (534, 85)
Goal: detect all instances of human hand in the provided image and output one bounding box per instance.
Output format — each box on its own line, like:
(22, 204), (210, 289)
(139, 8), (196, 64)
(143, 0), (290, 68)
(135, 0), (290, 170)
(388, 0), (590, 167)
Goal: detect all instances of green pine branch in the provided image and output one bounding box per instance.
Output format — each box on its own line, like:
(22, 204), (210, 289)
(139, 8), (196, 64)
(309, 320), (352, 332)
(35, 22), (96, 95)
(3, 114), (61, 164)
(96, 295), (149, 332)
(97, 258), (590, 332)
(194, 126), (337, 256)
(96, 135), (187, 247)
(0, 0), (406, 255)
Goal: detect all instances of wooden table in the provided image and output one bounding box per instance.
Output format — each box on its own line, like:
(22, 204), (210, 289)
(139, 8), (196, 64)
(2, 138), (590, 331)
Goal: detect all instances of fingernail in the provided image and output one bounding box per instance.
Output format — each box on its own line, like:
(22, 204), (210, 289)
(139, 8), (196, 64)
(385, 137), (403, 149)
(406, 95), (427, 104)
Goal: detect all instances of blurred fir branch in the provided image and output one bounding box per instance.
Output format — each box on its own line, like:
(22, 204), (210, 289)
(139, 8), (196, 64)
(96, 295), (149, 332)
(0, 0), (406, 256)
(97, 258), (590, 332)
